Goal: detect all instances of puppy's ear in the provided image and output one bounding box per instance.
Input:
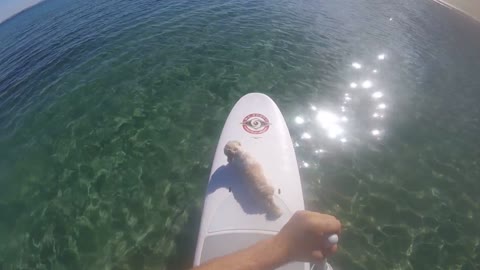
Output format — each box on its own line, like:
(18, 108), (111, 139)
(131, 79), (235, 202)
(224, 142), (235, 162)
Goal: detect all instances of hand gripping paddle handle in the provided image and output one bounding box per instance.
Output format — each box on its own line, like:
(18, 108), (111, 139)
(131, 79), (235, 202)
(317, 234), (338, 270)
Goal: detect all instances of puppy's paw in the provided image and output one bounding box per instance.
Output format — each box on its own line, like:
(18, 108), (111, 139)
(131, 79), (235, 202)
(266, 203), (283, 220)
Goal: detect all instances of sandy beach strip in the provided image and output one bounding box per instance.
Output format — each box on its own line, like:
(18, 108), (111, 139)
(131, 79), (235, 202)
(433, 0), (480, 22)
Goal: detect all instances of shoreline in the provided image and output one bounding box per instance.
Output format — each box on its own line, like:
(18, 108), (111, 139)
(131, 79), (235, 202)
(433, 0), (480, 23)
(0, 0), (44, 24)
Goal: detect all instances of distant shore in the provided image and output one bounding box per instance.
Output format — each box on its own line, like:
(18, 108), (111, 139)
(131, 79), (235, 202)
(433, 0), (480, 22)
(0, 0), (44, 24)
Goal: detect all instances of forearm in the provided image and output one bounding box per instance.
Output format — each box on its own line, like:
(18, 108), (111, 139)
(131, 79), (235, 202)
(192, 237), (288, 270)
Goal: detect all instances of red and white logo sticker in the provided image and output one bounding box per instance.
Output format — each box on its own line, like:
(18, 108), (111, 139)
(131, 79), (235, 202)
(241, 113), (270, 134)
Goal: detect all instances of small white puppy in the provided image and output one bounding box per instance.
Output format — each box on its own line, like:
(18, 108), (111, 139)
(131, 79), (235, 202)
(224, 140), (282, 219)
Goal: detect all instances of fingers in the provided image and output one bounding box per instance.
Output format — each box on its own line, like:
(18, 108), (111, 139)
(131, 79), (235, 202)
(322, 244), (338, 257)
(285, 210), (341, 264)
(305, 211), (340, 260)
(311, 244), (338, 263)
(308, 213), (341, 235)
(311, 250), (325, 262)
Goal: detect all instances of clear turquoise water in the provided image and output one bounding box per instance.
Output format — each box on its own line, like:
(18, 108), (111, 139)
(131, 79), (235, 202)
(0, 0), (479, 269)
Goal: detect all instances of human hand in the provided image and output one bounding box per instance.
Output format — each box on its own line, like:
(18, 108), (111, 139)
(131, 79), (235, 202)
(273, 210), (341, 264)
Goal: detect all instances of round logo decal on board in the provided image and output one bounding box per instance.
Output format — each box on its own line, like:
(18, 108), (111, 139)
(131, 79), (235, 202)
(241, 113), (270, 134)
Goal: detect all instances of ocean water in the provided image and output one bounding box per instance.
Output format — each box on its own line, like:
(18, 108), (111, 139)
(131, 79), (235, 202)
(0, 0), (479, 269)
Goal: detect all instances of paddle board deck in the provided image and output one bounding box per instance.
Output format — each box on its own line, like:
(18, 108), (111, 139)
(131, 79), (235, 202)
(194, 93), (309, 270)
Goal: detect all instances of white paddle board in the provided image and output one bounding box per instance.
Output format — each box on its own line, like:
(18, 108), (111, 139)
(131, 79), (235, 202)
(193, 93), (309, 270)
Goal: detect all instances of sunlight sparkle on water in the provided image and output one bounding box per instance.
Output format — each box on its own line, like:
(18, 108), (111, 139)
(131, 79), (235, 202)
(301, 132), (312, 139)
(352, 62), (362, 69)
(316, 111), (344, 139)
(371, 129), (381, 136)
(372, 91), (383, 99)
(378, 103), (387, 109)
(378, 54), (386, 60)
(362, 80), (373, 89)
(350, 82), (358, 88)
(295, 116), (305, 124)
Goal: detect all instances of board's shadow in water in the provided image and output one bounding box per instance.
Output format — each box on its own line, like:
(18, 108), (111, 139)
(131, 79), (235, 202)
(208, 164), (268, 216)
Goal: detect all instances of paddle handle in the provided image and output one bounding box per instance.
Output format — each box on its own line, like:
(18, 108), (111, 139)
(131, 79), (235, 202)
(326, 234), (339, 246)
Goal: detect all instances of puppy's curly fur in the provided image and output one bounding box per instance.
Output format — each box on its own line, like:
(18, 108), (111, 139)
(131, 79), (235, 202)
(224, 140), (282, 219)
